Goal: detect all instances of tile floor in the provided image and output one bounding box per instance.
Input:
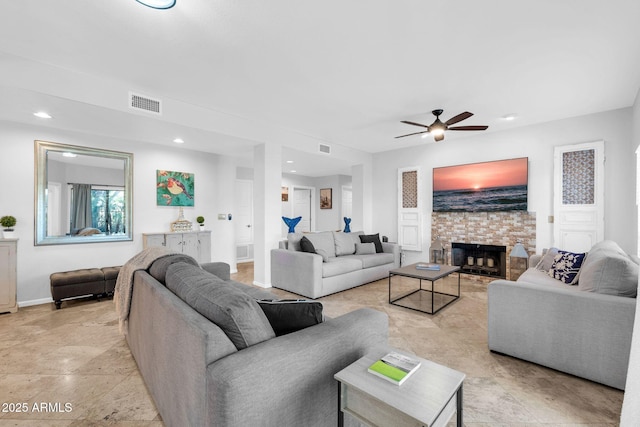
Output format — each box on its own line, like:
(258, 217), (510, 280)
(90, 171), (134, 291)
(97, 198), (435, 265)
(0, 263), (624, 426)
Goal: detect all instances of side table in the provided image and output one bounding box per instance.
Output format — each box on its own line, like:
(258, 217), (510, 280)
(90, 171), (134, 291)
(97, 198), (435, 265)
(334, 348), (465, 427)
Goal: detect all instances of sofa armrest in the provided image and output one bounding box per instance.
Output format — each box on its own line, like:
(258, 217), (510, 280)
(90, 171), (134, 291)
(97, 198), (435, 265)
(270, 248), (324, 298)
(488, 279), (635, 389)
(201, 262), (231, 281)
(382, 242), (401, 267)
(206, 308), (388, 426)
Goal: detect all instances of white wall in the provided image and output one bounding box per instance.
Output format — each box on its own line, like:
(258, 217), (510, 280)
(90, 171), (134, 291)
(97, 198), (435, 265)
(371, 108), (636, 266)
(620, 89), (640, 426)
(0, 121), (227, 305)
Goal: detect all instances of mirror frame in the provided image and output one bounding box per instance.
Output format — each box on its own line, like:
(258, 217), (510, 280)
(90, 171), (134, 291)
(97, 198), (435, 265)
(34, 140), (134, 246)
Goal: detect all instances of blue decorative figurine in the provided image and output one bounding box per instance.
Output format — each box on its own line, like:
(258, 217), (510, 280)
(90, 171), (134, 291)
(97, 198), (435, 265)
(343, 217), (351, 233)
(282, 216), (302, 233)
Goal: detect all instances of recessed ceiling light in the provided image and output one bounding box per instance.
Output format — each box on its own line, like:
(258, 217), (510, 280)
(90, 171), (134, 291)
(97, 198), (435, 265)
(173, 138), (184, 144)
(33, 112), (52, 119)
(290, 170), (297, 173)
(286, 160), (294, 164)
(501, 113), (518, 121)
(135, 0), (176, 9)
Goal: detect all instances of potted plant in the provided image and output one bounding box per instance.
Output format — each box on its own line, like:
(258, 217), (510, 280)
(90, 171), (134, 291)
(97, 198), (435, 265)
(1, 215), (17, 239)
(196, 216), (205, 229)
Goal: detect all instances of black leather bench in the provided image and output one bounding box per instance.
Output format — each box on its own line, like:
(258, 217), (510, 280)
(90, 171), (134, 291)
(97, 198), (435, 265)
(50, 266), (121, 309)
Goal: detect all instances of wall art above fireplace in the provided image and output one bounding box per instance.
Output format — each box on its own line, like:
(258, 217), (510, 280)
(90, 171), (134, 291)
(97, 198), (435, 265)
(433, 157), (528, 212)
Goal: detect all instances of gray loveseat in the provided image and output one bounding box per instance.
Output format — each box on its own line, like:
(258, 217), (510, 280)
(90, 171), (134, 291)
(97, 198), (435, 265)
(488, 240), (637, 390)
(271, 231), (400, 299)
(125, 253), (388, 427)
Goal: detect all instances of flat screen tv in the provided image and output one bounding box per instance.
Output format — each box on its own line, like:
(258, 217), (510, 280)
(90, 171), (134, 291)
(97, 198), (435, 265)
(433, 157), (528, 212)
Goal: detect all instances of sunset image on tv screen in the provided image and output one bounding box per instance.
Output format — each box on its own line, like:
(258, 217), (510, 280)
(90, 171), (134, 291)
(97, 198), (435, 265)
(433, 157), (528, 212)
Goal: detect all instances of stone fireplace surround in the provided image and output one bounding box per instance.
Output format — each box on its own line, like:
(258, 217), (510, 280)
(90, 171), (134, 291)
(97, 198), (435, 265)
(431, 211), (536, 281)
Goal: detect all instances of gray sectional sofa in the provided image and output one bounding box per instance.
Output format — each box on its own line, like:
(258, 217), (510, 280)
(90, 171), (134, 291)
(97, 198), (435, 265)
(271, 231), (400, 299)
(488, 240), (638, 390)
(124, 252), (388, 427)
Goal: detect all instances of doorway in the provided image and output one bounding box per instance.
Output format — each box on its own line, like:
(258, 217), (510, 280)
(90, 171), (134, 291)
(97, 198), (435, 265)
(235, 179), (254, 262)
(293, 187), (313, 232)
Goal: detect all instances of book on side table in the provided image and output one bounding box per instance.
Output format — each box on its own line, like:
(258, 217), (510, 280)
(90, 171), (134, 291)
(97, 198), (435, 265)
(415, 263), (440, 271)
(367, 352), (421, 385)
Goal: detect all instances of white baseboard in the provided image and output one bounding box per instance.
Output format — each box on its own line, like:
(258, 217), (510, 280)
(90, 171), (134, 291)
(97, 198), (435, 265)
(19, 297), (53, 308)
(252, 281), (272, 289)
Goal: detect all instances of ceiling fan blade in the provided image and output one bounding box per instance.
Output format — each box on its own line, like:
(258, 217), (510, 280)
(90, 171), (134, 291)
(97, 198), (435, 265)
(448, 125), (489, 131)
(445, 111), (473, 126)
(401, 120), (430, 129)
(395, 130), (430, 139)
(434, 133), (445, 142)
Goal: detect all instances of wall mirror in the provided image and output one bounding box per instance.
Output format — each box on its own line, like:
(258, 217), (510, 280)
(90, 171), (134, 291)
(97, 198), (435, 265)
(35, 140), (133, 245)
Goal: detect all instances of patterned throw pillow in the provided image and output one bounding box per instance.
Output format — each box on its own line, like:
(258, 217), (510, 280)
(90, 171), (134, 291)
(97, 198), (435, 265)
(548, 250), (586, 284)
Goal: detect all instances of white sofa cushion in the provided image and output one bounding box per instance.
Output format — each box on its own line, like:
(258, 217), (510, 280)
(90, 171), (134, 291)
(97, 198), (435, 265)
(333, 231), (356, 256)
(322, 257), (363, 278)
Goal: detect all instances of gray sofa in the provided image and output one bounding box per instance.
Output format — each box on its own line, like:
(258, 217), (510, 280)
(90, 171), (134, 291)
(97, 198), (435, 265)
(271, 231), (400, 299)
(125, 253), (388, 427)
(488, 240), (638, 390)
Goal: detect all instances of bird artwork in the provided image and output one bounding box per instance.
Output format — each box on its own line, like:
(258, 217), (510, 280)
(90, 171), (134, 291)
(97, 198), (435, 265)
(157, 170), (195, 206)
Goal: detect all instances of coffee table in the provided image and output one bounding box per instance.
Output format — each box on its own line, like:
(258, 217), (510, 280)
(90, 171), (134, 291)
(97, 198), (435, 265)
(389, 263), (460, 314)
(334, 348), (465, 427)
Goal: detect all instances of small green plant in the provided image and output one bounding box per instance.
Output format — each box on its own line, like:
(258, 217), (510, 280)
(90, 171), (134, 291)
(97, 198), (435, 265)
(0, 215), (16, 231)
(196, 216), (205, 225)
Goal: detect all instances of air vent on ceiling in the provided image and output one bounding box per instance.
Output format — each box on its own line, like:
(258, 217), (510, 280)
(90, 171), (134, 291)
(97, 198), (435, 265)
(129, 92), (162, 115)
(318, 143), (331, 155)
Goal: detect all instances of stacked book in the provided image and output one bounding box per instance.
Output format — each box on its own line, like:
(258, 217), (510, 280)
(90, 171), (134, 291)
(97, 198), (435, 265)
(415, 263), (440, 271)
(367, 352), (421, 386)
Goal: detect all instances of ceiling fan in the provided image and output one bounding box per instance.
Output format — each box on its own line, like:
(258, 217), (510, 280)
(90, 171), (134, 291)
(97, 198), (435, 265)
(396, 109), (488, 142)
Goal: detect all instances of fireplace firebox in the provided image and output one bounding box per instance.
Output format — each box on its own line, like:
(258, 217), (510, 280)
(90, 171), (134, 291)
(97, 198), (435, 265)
(451, 242), (506, 279)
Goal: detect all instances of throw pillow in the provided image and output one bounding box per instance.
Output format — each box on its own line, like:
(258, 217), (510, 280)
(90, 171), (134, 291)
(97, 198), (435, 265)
(165, 262), (275, 350)
(300, 236), (316, 253)
(534, 247), (559, 272)
(548, 250), (586, 285)
(257, 299), (324, 336)
(281, 216), (302, 233)
(355, 242), (376, 255)
(360, 233), (383, 253)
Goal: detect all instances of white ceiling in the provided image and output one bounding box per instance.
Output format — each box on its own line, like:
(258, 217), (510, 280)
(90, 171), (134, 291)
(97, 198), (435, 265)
(1, 1), (640, 176)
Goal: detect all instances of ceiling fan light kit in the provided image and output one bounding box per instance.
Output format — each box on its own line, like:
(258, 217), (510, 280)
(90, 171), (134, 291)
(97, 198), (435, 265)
(396, 109), (488, 142)
(135, 0), (176, 9)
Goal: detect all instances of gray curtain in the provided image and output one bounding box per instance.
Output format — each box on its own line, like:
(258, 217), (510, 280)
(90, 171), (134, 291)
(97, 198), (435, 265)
(71, 184), (92, 231)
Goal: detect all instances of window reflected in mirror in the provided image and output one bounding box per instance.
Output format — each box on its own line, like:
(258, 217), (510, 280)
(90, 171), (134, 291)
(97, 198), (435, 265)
(35, 141), (133, 245)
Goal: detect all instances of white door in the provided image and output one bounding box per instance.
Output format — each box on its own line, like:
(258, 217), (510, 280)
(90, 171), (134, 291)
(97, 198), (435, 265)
(553, 141), (605, 252)
(294, 188), (312, 232)
(235, 180), (253, 260)
(398, 167), (422, 251)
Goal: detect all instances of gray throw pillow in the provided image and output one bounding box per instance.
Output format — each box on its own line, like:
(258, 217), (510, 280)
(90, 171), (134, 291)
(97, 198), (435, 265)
(534, 247), (558, 272)
(360, 233), (383, 253)
(165, 262), (275, 349)
(355, 242), (376, 255)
